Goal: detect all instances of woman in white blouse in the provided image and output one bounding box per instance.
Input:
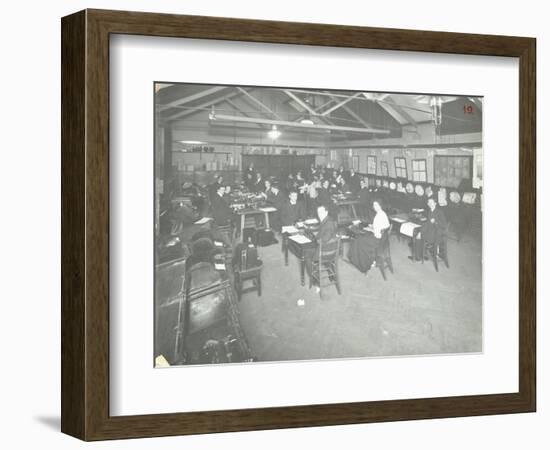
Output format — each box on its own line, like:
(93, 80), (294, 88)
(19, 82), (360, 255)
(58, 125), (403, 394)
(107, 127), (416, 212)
(371, 199), (390, 239)
(347, 198), (390, 273)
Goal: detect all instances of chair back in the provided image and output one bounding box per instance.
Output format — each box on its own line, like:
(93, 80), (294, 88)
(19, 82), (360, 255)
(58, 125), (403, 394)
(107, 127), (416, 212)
(378, 224), (392, 255)
(319, 237), (340, 264)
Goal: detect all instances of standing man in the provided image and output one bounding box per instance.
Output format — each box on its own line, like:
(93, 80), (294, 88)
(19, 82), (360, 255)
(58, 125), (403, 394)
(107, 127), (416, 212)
(348, 168), (361, 194)
(411, 197), (448, 261)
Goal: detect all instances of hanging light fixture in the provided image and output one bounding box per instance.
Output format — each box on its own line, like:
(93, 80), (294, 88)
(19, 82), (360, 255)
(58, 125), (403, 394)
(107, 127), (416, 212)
(267, 124), (281, 140)
(300, 112), (314, 125)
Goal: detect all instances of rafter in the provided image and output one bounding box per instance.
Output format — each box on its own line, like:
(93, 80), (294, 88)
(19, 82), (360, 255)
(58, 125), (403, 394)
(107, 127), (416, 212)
(166, 89), (246, 120)
(224, 98), (267, 129)
(320, 93), (361, 116)
(237, 87), (282, 119)
(210, 113), (390, 134)
(328, 95), (374, 129)
(158, 86), (227, 112)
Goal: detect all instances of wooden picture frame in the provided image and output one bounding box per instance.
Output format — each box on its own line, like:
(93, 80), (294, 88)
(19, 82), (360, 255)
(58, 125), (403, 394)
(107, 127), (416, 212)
(61, 9), (536, 441)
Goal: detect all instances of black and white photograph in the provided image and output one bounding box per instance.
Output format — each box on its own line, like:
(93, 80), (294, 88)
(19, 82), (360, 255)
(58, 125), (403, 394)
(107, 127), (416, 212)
(154, 83), (483, 367)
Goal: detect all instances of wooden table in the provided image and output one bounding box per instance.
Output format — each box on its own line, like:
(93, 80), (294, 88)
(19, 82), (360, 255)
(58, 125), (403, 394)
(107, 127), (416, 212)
(282, 230), (317, 286)
(235, 207), (277, 238)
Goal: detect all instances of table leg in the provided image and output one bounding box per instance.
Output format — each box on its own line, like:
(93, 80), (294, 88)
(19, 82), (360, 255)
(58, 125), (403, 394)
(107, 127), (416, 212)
(265, 212), (271, 230)
(284, 236), (289, 266)
(300, 256), (305, 286)
(240, 215), (245, 241)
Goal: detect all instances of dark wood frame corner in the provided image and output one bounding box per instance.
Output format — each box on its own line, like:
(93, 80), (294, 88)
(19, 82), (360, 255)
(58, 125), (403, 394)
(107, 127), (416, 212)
(61, 9), (536, 441)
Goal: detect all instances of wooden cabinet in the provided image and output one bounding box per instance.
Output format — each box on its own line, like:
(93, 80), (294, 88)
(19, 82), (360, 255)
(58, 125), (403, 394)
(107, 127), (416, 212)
(242, 155), (315, 178)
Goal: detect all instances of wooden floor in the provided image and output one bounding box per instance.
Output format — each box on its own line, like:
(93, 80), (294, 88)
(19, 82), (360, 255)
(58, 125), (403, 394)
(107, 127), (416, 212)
(236, 232), (482, 362)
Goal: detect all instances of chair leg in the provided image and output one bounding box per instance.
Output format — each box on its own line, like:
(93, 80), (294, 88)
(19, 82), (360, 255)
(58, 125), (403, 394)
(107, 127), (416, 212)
(335, 272), (341, 295)
(378, 257), (387, 281)
(441, 242), (450, 269)
(432, 246), (439, 272)
(257, 273), (262, 296)
(387, 256), (394, 274)
(236, 276), (242, 302)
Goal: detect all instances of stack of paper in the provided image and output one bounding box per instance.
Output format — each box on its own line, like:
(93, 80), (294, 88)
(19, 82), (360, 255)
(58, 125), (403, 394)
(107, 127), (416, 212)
(259, 206), (277, 212)
(282, 225), (299, 234)
(305, 218), (319, 225)
(391, 217), (407, 223)
(214, 241), (224, 247)
(194, 217), (213, 225)
(214, 263), (226, 271)
(400, 222), (421, 237)
(289, 235), (312, 244)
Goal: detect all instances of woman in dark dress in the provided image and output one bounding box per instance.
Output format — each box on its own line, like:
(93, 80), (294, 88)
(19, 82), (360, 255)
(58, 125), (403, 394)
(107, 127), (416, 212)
(348, 199), (390, 273)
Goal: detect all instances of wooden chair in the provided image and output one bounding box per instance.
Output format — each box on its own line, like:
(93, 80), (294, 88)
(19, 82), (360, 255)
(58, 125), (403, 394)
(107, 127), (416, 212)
(374, 224), (394, 280)
(216, 222), (235, 246)
(422, 222), (450, 272)
(309, 237), (341, 296)
(233, 246), (263, 301)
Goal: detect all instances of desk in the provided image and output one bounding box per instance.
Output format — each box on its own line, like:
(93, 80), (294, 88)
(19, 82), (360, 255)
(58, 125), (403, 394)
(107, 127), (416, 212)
(282, 229), (317, 286)
(235, 207), (276, 238)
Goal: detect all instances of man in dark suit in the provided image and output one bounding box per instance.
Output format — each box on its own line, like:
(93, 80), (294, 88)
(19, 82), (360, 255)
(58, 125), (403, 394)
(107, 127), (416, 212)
(359, 178), (373, 221)
(280, 191), (306, 226)
(423, 197), (448, 244)
(348, 169), (361, 194)
(208, 175), (223, 200)
(314, 204), (337, 246)
(410, 197), (448, 260)
(305, 204), (338, 289)
(244, 164), (256, 189)
(210, 185), (234, 226)
(264, 183), (285, 231)
(251, 172), (264, 193)
(266, 183), (284, 209)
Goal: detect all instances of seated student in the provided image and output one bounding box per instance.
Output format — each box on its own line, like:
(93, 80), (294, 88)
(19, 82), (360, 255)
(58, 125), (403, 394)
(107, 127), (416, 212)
(317, 179), (332, 207)
(348, 199), (390, 273)
(210, 185), (234, 226)
(410, 197), (448, 261)
(263, 179), (272, 196)
(280, 191), (306, 226)
(336, 175), (350, 193)
(285, 173), (297, 193)
(313, 204), (338, 246)
(251, 172), (264, 193)
(169, 201), (197, 234)
(266, 183), (284, 209)
(305, 204), (338, 287)
(207, 175), (224, 204)
(223, 185), (232, 199)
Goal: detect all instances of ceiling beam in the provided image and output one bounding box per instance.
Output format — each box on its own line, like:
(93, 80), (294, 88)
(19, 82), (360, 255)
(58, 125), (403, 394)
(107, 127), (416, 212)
(381, 96), (419, 129)
(320, 93), (361, 116)
(237, 87), (282, 119)
(224, 98), (268, 129)
(158, 86), (227, 112)
(282, 90), (318, 116)
(166, 89), (245, 120)
(328, 95), (374, 129)
(210, 113), (390, 134)
(363, 93), (418, 129)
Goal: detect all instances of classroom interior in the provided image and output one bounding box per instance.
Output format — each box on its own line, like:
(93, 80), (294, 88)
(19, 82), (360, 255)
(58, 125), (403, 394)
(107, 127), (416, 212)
(154, 83), (483, 366)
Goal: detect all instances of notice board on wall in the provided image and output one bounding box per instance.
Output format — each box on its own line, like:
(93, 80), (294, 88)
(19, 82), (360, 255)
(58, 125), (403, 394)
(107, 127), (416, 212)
(434, 155), (472, 188)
